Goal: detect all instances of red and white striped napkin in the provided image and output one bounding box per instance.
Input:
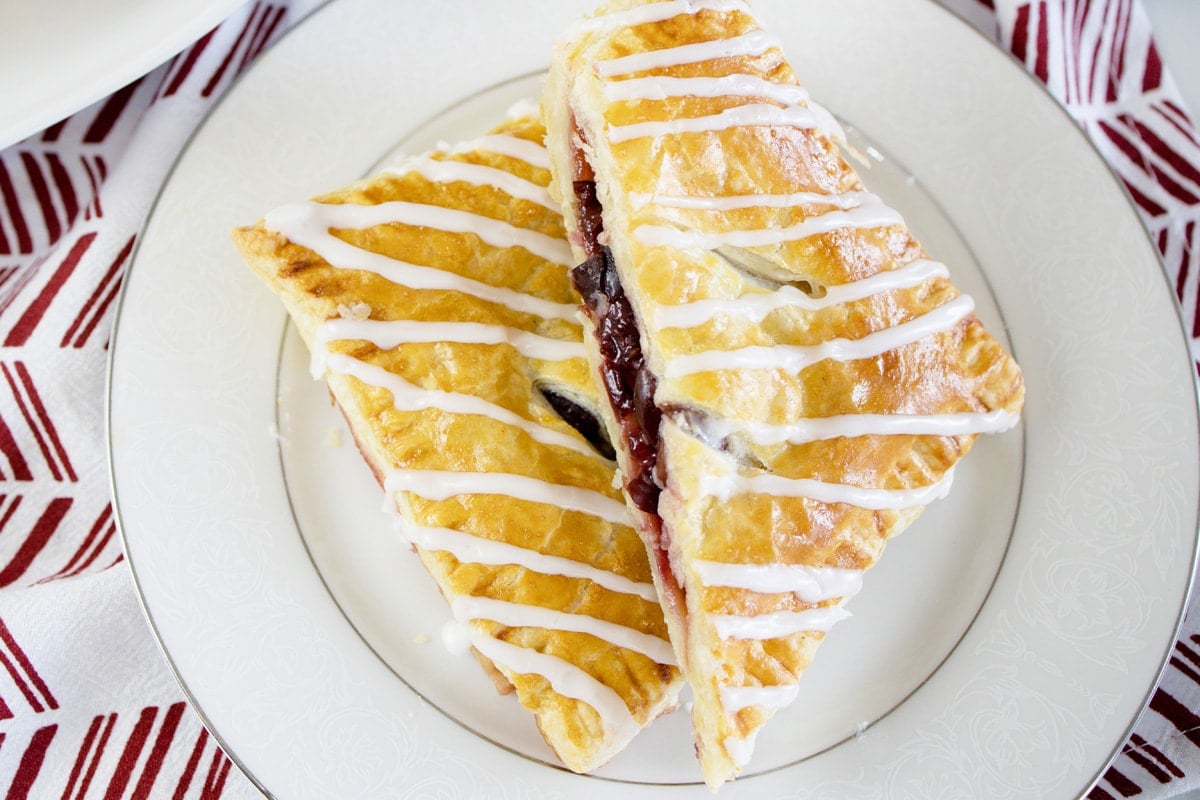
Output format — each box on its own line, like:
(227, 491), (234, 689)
(0, 1), (1195, 797)
(0, 7), (320, 797)
(974, 2), (1200, 798)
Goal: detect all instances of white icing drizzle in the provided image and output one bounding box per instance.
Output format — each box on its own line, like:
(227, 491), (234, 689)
(693, 561), (863, 604)
(807, 101), (846, 144)
(699, 409), (1022, 447)
(608, 102), (817, 144)
(399, 522), (658, 602)
(451, 595), (676, 665)
(504, 99), (540, 122)
(574, 0), (752, 35)
(323, 353), (597, 459)
(384, 470), (631, 525)
(633, 200), (904, 248)
(664, 294), (976, 378)
(654, 257), (950, 328)
(595, 30), (779, 78)
(443, 134), (551, 170)
(266, 125), (659, 742)
(602, 74), (848, 143)
(631, 189), (873, 212)
(314, 319), (584, 371)
(604, 73), (808, 105)
(724, 728), (761, 769)
(441, 620), (473, 655)
(386, 156), (558, 211)
(719, 683), (799, 714)
(711, 603), (851, 640)
(260, 202), (576, 322)
(265, 200), (572, 267)
(698, 467), (956, 511)
(467, 631), (640, 741)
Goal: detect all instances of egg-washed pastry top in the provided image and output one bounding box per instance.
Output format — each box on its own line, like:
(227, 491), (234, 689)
(542, 0), (1024, 788)
(232, 113), (683, 775)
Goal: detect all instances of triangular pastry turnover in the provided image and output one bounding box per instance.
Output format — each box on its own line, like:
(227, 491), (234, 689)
(542, 0), (1025, 787)
(233, 112), (684, 774)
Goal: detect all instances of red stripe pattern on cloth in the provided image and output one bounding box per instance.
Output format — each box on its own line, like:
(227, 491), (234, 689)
(984, 2), (1200, 797)
(0, 3), (305, 798)
(998, 1), (1200, 371)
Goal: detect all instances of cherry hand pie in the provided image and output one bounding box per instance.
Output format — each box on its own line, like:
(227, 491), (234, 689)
(542, 0), (1025, 787)
(232, 112), (683, 774)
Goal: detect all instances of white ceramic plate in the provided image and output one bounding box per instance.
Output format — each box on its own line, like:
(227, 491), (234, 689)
(109, 0), (1200, 797)
(0, 0), (248, 148)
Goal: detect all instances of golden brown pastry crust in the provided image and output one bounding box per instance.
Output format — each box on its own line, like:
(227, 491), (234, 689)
(544, 0), (1024, 788)
(233, 114), (682, 774)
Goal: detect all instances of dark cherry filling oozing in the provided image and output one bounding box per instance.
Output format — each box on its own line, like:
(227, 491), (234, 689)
(567, 122), (687, 617)
(570, 245), (662, 514)
(567, 126), (663, 514)
(539, 387), (616, 461)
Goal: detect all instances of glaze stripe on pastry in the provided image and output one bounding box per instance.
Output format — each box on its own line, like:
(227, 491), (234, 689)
(263, 200), (578, 321)
(266, 199), (573, 266)
(570, 0), (751, 32)
(544, 0), (1024, 787)
(233, 113), (683, 774)
(313, 318), (587, 364)
(652, 256), (950, 326)
(402, 522), (660, 602)
(663, 294), (978, 377)
(695, 465), (958, 508)
(383, 470), (630, 524)
(386, 155), (561, 211)
(451, 595), (677, 664)
(595, 30), (778, 78)
(631, 200), (906, 246)
(322, 352), (599, 458)
(693, 559), (862, 600)
(684, 406), (1021, 446)
(443, 133), (554, 169)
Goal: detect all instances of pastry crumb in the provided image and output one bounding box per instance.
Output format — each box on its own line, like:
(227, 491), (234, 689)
(326, 427), (343, 448)
(506, 98), (539, 120)
(412, 633), (430, 645)
(336, 301), (371, 320)
(385, 154), (419, 176)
